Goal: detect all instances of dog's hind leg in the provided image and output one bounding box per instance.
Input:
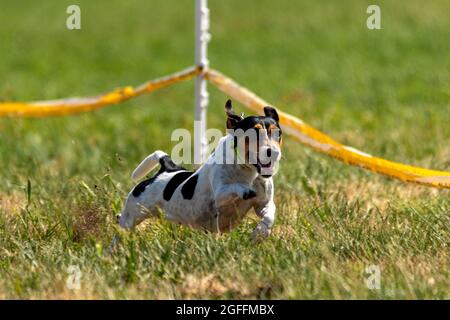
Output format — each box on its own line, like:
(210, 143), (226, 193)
(108, 199), (151, 255)
(107, 207), (144, 255)
(117, 196), (151, 230)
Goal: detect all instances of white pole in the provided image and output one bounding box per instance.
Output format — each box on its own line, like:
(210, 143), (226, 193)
(194, 0), (210, 165)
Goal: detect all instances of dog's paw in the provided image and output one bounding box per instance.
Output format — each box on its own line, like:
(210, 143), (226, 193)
(242, 189), (257, 200)
(251, 224), (271, 242)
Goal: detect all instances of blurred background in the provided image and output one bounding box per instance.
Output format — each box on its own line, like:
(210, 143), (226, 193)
(0, 0), (448, 180)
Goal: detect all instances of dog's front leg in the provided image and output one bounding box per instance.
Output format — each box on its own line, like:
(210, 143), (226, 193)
(213, 183), (256, 207)
(252, 200), (276, 242)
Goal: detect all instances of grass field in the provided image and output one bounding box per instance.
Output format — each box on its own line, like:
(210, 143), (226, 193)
(0, 0), (449, 299)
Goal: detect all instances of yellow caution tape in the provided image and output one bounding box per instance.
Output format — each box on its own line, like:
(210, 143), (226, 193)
(1, 64), (448, 188)
(0, 66), (201, 117)
(206, 69), (450, 188)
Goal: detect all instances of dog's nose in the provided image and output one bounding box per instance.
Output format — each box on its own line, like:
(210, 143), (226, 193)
(268, 148), (280, 160)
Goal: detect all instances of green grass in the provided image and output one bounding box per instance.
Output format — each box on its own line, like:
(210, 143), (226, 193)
(0, 0), (449, 299)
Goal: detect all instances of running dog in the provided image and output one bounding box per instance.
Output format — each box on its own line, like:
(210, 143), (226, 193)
(118, 100), (282, 241)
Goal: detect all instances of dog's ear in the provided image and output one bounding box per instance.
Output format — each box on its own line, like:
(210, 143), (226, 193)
(264, 106), (279, 122)
(225, 99), (243, 129)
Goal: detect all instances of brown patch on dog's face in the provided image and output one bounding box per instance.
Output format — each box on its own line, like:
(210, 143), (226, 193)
(224, 100), (282, 177)
(234, 117), (280, 159)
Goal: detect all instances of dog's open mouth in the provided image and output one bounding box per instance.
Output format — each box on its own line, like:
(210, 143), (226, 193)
(255, 159), (275, 177)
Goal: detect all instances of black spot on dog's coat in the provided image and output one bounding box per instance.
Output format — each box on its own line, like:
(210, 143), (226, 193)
(181, 174), (199, 200)
(163, 171), (194, 201)
(132, 155), (186, 198)
(132, 176), (158, 197)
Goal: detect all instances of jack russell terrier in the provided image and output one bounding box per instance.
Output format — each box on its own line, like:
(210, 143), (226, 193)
(118, 100), (282, 241)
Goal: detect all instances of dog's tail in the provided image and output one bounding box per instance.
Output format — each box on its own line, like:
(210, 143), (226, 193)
(131, 150), (168, 181)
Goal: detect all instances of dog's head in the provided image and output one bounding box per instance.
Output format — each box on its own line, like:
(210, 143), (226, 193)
(225, 99), (282, 178)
